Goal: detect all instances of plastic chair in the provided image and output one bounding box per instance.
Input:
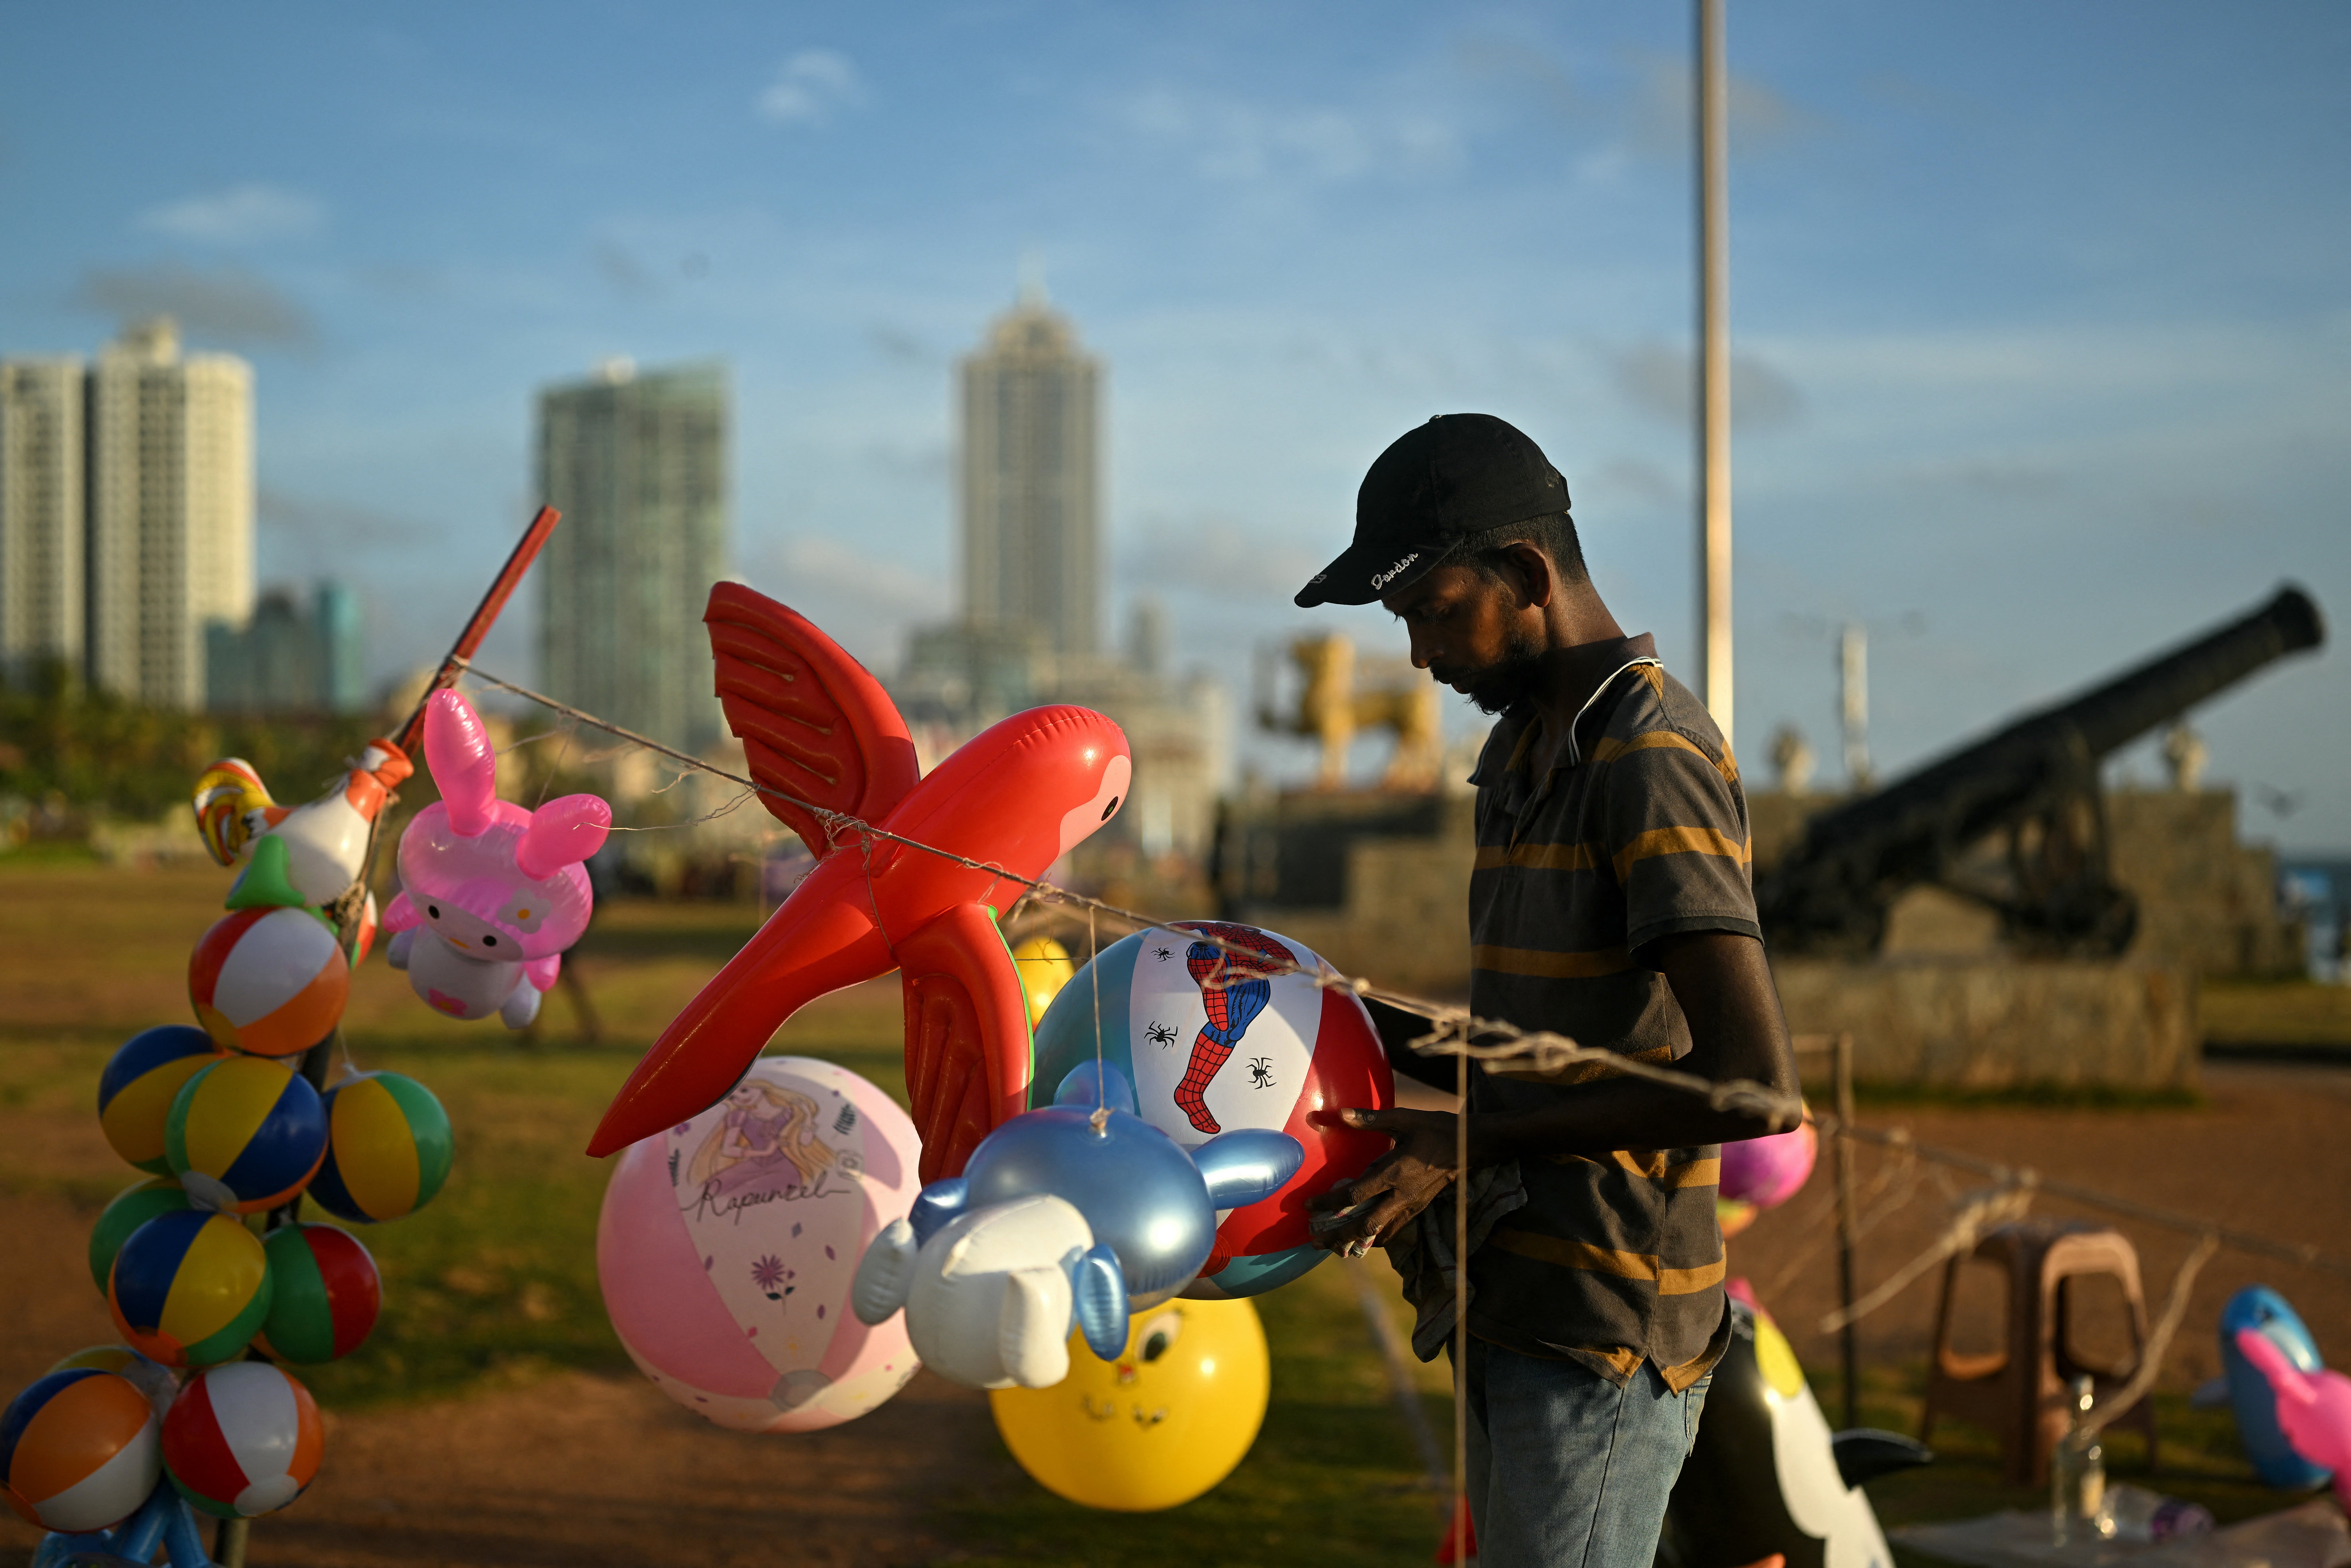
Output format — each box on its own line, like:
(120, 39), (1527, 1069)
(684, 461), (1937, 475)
(1919, 1218), (2159, 1486)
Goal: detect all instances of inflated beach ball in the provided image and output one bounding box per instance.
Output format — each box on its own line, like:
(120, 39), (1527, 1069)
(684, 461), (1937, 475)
(108, 1209), (273, 1367)
(162, 1362), (322, 1519)
(164, 1055), (327, 1214)
(88, 1176), (194, 1295)
(0, 1369), (161, 1533)
(991, 1297), (1270, 1511)
(1029, 922), (1395, 1298)
(97, 1026), (224, 1174)
(1010, 935), (1078, 1028)
(188, 904), (349, 1058)
(598, 1056), (923, 1433)
(1720, 1117), (1817, 1210)
(307, 1071), (453, 1224)
(44, 1348), (176, 1423)
(257, 1224), (380, 1364)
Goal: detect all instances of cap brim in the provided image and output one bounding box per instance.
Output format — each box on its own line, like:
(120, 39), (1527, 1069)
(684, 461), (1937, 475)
(1293, 538), (1443, 608)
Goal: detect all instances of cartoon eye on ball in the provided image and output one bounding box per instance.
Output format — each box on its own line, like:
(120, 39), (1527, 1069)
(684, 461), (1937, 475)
(1135, 1309), (1183, 1363)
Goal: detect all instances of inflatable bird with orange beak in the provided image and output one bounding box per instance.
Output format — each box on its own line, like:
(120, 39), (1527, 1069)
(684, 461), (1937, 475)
(587, 583), (1131, 1181)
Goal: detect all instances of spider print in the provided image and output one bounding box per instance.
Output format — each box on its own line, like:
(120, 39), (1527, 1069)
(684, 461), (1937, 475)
(1146, 1021), (1178, 1047)
(1247, 1057), (1275, 1090)
(1153, 946), (1173, 961)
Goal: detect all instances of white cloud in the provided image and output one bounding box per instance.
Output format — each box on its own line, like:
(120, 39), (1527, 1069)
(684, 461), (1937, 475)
(1630, 57), (1818, 159)
(757, 50), (865, 126)
(1609, 340), (1806, 431)
(1120, 516), (1326, 599)
(139, 184), (324, 244)
(770, 534), (946, 616)
(1118, 87), (1459, 185)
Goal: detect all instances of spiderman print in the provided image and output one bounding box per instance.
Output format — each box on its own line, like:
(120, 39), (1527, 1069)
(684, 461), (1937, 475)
(1174, 923), (1294, 1134)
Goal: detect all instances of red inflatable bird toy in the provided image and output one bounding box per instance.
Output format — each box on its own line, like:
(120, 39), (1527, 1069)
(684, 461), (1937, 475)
(587, 583), (1131, 1180)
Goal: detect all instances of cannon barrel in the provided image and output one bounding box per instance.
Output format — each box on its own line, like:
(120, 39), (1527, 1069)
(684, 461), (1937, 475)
(1758, 585), (2324, 954)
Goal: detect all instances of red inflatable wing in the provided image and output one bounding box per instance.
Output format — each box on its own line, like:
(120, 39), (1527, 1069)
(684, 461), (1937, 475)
(590, 588), (1128, 1163)
(898, 902), (1035, 1184)
(704, 582), (921, 859)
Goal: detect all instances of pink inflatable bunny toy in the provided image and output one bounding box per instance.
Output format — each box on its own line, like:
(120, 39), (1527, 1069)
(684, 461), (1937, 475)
(2236, 1328), (2351, 1507)
(383, 689), (612, 1028)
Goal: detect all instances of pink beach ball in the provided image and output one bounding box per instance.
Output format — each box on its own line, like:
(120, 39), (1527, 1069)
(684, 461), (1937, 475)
(1719, 1118), (1817, 1210)
(596, 1056), (922, 1432)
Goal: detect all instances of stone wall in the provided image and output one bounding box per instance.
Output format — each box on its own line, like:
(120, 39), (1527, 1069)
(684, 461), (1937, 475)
(2105, 790), (2300, 976)
(1224, 782), (2268, 1084)
(1770, 957), (2200, 1090)
(1232, 794), (1475, 998)
(1748, 786), (2301, 978)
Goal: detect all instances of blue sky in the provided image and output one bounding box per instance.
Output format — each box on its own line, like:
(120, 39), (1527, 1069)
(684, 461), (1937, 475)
(3, 2), (2346, 847)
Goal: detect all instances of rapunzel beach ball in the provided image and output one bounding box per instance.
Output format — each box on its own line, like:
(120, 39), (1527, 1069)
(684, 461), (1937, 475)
(596, 1056), (924, 1432)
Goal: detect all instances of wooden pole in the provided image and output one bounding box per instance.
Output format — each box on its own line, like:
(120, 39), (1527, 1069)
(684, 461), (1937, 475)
(1453, 1046), (1470, 1555)
(217, 505), (562, 1568)
(1834, 1031), (1860, 1430)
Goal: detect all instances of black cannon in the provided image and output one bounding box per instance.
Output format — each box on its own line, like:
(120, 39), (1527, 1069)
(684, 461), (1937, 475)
(1757, 585), (2325, 957)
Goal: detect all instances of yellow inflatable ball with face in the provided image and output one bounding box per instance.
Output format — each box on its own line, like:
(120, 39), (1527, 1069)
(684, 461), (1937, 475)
(989, 1296), (1270, 1511)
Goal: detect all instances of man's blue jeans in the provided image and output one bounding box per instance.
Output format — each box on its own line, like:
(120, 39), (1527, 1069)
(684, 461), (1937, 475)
(1460, 1336), (1710, 1568)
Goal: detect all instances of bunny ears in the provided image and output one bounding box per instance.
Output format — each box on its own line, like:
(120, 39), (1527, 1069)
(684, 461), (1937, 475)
(423, 689), (501, 836)
(422, 689), (613, 873)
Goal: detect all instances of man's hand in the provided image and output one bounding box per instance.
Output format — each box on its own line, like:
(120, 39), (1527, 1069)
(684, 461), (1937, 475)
(1305, 1107), (1462, 1254)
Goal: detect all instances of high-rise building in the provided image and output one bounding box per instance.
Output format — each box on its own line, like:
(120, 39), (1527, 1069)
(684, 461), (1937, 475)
(896, 294), (1231, 861)
(205, 580), (366, 714)
(0, 357), (86, 683)
(959, 290), (1101, 658)
(536, 358), (728, 756)
(84, 319), (254, 709)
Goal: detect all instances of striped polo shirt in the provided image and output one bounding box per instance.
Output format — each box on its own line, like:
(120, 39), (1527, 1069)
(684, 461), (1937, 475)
(1463, 633), (1758, 1389)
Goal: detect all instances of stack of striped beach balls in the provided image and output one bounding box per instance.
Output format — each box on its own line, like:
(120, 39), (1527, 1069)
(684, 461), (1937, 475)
(1, 835), (452, 1548)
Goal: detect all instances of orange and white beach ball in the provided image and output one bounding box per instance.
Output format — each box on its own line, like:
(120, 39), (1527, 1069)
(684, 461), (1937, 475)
(188, 907), (349, 1058)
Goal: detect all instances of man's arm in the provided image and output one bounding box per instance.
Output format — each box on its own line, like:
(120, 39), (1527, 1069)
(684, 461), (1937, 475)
(1305, 930), (1800, 1252)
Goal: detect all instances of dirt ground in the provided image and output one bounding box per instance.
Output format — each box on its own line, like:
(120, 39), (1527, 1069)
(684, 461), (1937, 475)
(2, 865), (2345, 1564)
(1742, 1060), (2351, 1393)
(6, 1060), (2345, 1566)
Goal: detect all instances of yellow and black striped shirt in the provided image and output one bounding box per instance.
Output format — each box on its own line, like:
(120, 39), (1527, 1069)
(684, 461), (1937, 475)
(1464, 634), (1756, 1389)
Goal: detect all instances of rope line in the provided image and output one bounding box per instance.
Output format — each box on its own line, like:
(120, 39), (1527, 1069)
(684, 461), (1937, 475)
(456, 664), (1805, 1125)
(1759, 1131), (1923, 1302)
(447, 664), (2351, 1289)
(1820, 1117), (2351, 1283)
(1819, 1182), (2037, 1334)
(2081, 1231), (2221, 1439)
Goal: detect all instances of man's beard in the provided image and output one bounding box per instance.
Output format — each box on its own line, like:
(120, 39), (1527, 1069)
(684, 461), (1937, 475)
(1443, 624), (1547, 716)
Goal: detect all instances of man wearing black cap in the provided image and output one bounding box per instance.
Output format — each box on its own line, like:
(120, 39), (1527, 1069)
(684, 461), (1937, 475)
(1302, 415), (1800, 1568)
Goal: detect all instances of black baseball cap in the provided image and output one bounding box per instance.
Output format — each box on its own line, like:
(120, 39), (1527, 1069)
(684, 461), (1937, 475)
(1294, 414), (1571, 608)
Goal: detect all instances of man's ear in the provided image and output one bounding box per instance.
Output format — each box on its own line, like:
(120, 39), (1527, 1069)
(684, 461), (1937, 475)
(1500, 541), (1556, 610)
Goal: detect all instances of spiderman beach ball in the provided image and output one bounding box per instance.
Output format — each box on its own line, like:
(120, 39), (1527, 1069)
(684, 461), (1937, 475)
(1029, 922), (1393, 1298)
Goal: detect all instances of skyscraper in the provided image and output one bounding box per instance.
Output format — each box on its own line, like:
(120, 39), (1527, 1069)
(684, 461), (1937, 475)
(0, 357), (85, 683)
(84, 319), (254, 709)
(959, 290), (1101, 658)
(536, 359), (728, 756)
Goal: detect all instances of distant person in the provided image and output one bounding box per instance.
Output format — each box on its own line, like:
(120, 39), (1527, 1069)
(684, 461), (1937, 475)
(1298, 414), (1801, 1568)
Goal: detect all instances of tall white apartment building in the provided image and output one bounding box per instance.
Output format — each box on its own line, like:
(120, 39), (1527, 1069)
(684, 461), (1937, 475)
(0, 357), (86, 682)
(84, 319), (254, 708)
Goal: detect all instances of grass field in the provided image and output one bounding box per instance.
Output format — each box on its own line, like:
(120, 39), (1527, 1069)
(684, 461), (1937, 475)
(2201, 977), (2351, 1048)
(0, 859), (2334, 1565)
